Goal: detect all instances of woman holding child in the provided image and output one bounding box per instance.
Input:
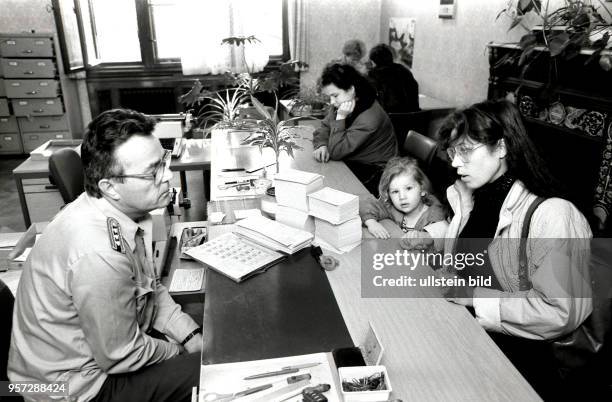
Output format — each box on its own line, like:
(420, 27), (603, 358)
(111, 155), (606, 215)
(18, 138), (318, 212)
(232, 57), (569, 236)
(436, 99), (592, 399)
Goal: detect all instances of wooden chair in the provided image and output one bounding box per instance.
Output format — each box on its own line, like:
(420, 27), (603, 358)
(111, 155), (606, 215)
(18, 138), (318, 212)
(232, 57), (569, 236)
(49, 148), (85, 204)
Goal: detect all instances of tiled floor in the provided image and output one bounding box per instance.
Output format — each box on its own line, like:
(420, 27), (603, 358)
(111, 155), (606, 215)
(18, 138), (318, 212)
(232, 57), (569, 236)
(0, 156), (208, 233)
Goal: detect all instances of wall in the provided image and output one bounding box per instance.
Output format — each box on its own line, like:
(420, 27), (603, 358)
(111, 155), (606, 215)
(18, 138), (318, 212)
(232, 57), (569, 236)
(379, 0), (530, 107)
(0, 0), (88, 137)
(301, 0), (382, 88)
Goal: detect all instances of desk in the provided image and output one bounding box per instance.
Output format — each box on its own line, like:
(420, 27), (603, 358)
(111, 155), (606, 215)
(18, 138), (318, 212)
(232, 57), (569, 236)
(12, 139), (211, 227)
(200, 128), (540, 401)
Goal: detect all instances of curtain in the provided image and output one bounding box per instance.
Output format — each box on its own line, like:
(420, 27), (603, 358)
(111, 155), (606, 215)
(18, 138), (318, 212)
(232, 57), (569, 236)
(180, 0), (282, 76)
(287, 0), (309, 70)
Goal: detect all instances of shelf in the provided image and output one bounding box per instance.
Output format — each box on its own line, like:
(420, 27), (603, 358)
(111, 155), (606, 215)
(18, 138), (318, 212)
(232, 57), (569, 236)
(523, 116), (605, 144)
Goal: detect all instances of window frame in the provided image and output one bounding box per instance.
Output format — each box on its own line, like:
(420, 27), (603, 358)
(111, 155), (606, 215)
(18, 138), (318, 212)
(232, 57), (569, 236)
(53, 0), (290, 77)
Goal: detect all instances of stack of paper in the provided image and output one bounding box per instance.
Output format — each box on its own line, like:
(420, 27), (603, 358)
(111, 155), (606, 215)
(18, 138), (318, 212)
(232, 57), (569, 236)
(274, 169), (324, 211)
(308, 187), (359, 225)
(235, 215), (313, 254)
(276, 205), (315, 234)
(314, 216), (362, 250)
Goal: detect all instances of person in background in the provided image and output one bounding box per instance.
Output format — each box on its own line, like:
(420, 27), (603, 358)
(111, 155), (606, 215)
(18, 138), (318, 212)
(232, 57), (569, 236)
(360, 156), (448, 252)
(368, 43), (419, 113)
(313, 63), (398, 197)
(437, 99), (592, 400)
(9, 109), (201, 402)
(341, 39), (369, 75)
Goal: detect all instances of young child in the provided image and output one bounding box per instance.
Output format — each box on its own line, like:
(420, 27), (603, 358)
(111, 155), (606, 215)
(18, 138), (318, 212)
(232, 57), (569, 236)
(359, 157), (448, 251)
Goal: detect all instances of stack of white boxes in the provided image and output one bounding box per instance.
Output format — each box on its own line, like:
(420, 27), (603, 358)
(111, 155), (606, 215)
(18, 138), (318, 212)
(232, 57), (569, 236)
(274, 169), (324, 234)
(308, 187), (361, 251)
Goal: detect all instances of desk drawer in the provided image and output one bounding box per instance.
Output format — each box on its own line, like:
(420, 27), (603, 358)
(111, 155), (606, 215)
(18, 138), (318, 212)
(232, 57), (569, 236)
(23, 179), (63, 223)
(21, 131), (70, 153)
(4, 79), (59, 98)
(0, 37), (53, 58)
(0, 116), (18, 133)
(0, 98), (8, 116)
(0, 133), (23, 153)
(0, 79), (5, 97)
(1, 58), (56, 78)
(12, 98), (63, 116)
(18, 115), (68, 132)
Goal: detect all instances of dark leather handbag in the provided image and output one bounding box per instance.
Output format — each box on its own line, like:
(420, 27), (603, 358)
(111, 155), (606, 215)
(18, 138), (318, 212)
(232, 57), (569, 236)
(519, 197), (612, 378)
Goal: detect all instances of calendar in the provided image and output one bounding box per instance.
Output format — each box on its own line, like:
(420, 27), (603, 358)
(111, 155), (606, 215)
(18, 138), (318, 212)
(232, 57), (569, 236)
(185, 232), (285, 282)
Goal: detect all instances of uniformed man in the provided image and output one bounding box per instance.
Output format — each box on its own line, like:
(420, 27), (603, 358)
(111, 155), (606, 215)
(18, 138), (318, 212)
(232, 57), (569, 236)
(9, 109), (202, 402)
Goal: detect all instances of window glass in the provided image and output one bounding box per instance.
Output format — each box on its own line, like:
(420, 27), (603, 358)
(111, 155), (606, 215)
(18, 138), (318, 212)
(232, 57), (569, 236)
(91, 0), (141, 62)
(149, 0), (181, 60)
(235, 0), (283, 56)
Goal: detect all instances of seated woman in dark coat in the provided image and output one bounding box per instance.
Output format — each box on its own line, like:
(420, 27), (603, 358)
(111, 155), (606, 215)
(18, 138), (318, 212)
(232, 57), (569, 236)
(367, 43), (420, 113)
(313, 63), (398, 197)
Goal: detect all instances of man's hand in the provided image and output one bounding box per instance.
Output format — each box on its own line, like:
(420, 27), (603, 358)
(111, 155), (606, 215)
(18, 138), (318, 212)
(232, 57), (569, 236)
(365, 219), (390, 239)
(313, 146), (330, 163)
(336, 100), (355, 120)
(182, 333), (202, 354)
(400, 230), (434, 250)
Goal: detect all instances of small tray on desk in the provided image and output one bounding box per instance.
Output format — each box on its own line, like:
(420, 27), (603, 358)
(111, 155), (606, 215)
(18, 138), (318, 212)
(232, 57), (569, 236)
(30, 139), (81, 161)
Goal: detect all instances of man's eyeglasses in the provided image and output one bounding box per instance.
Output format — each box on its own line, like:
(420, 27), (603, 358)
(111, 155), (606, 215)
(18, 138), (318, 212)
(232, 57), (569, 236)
(111, 149), (171, 186)
(446, 143), (485, 163)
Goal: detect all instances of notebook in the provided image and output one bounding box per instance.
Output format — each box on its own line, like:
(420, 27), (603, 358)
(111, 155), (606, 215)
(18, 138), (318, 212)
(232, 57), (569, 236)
(185, 232), (285, 283)
(308, 187), (359, 225)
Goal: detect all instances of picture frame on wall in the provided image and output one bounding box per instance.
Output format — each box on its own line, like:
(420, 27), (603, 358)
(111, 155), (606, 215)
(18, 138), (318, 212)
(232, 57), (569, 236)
(439, 0), (456, 19)
(389, 17), (416, 68)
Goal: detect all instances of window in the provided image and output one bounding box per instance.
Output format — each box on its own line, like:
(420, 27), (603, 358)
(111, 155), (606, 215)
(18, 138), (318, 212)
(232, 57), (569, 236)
(53, 0), (287, 73)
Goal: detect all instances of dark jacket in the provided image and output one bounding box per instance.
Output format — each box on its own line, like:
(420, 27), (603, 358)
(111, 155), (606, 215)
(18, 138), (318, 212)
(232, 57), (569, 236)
(368, 63), (419, 113)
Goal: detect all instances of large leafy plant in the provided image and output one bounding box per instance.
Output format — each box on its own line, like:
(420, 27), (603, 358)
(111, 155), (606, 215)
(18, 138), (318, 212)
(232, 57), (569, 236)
(496, 0), (612, 77)
(241, 96), (303, 174)
(179, 35), (307, 132)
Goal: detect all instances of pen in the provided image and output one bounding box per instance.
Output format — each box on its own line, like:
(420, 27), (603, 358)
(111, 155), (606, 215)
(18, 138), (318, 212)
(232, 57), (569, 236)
(221, 168), (246, 172)
(244, 362), (320, 380)
(246, 163), (276, 173)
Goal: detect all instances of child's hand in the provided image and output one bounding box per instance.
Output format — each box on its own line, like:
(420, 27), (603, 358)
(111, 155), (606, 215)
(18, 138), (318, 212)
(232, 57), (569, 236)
(400, 230), (434, 250)
(365, 220), (390, 239)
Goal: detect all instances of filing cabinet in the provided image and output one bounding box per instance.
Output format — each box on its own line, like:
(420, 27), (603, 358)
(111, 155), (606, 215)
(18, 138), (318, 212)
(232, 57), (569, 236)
(0, 32), (71, 154)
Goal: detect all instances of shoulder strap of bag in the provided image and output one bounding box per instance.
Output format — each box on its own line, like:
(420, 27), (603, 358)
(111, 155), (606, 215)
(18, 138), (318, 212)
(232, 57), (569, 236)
(518, 196), (547, 291)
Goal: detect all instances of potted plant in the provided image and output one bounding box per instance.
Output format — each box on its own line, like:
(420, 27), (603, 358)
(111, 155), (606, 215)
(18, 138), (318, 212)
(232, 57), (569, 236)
(496, 0), (612, 77)
(288, 85), (329, 117)
(240, 95), (303, 175)
(179, 36), (307, 132)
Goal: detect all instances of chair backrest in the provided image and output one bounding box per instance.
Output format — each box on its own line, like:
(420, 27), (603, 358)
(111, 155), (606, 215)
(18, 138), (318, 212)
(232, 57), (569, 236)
(49, 148), (85, 204)
(403, 130), (439, 169)
(0, 279), (14, 381)
(388, 110), (430, 152)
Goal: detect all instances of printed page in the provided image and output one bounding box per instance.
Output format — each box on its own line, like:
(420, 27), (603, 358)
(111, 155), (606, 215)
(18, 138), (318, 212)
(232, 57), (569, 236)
(236, 216), (313, 249)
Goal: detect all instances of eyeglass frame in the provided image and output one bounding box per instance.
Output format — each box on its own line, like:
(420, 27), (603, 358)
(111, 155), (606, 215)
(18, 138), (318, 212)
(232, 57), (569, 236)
(110, 149), (172, 186)
(446, 143), (486, 163)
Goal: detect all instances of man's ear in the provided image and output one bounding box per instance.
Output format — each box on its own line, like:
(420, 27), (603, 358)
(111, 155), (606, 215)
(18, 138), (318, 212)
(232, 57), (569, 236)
(98, 179), (121, 201)
(497, 139), (507, 159)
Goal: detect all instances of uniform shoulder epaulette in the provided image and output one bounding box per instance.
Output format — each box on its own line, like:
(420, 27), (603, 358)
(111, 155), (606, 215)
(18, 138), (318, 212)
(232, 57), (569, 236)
(107, 217), (125, 254)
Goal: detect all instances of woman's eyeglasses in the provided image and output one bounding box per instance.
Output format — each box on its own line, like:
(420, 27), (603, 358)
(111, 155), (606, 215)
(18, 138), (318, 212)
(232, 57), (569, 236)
(446, 143), (485, 163)
(111, 149), (172, 186)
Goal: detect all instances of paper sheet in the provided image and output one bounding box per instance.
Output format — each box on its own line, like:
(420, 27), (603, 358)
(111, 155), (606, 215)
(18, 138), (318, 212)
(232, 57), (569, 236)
(199, 352), (342, 402)
(0, 232), (23, 248)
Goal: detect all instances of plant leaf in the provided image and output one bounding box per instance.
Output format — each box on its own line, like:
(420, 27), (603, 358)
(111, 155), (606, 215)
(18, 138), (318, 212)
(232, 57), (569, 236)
(548, 32), (571, 57)
(508, 16), (524, 31)
(518, 44), (538, 66)
(250, 96), (271, 120)
(519, 33), (537, 49)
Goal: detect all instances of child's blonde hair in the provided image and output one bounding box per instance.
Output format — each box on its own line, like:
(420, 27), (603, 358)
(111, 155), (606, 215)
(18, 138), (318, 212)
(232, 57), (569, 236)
(378, 157), (434, 209)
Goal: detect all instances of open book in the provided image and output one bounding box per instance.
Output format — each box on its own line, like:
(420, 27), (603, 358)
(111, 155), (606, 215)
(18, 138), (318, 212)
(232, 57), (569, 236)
(185, 232), (285, 283)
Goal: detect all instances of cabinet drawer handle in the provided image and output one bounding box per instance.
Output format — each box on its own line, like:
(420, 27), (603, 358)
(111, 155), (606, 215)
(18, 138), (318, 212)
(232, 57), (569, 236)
(33, 109), (44, 113)
(39, 124), (51, 129)
(26, 90), (38, 95)
(22, 49), (33, 54)
(23, 71), (34, 75)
